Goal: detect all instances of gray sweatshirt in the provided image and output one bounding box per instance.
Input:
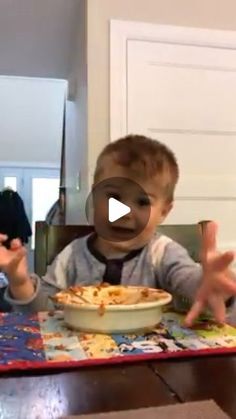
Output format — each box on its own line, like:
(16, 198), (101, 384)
(5, 233), (203, 312)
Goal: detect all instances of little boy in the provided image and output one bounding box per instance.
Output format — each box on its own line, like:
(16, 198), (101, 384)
(0, 135), (236, 326)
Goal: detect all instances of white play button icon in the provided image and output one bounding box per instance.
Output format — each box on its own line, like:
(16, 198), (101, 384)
(85, 177), (150, 242)
(108, 198), (131, 223)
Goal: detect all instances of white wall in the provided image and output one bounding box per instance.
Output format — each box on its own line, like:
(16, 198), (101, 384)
(0, 76), (66, 165)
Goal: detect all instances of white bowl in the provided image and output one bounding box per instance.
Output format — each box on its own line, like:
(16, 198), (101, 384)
(60, 286), (172, 334)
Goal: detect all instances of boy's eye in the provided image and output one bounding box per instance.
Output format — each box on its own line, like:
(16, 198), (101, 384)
(137, 197), (150, 207)
(106, 192), (121, 201)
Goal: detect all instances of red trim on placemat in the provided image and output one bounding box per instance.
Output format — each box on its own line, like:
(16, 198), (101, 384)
(1, 345), (236, 373)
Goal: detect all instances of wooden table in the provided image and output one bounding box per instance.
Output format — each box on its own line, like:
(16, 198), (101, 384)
(152, 356), (236, 418)
(0, 356), (235, 419)
(0, 364), (176, 419)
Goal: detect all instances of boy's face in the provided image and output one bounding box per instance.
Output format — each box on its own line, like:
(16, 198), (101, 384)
(92, 157), (173, 253)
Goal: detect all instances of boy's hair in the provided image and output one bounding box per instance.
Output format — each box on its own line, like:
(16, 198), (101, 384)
(94, 135), (179, 202)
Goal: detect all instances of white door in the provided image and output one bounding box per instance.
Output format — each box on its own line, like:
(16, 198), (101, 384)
(111, 21), (236, 252)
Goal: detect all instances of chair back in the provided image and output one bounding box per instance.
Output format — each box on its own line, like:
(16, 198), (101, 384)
(158, 224), (201, 262)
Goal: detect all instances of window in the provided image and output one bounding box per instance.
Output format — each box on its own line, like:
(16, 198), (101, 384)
(4, 176), (17, 191)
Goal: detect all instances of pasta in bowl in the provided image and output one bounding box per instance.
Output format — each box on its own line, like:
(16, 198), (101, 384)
(52, 284), (172, 333)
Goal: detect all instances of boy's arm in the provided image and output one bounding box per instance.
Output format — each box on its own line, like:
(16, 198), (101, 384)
(5, 243), (74, 312)
(156, 241), (202, 308)
(155, 240), (235, 314)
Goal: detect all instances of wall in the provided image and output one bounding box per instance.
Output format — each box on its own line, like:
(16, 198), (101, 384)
(0, 76), (66, 165)
(66, 0), (236, 222)
(87, 0), (236, 177)
(0, 0), (79, 85)
(66, 0), (88, 224)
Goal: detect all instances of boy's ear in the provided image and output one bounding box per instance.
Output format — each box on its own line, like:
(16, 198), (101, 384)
(161, 201), (173, 220)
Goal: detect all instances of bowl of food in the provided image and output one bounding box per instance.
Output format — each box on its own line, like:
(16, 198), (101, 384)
(52, 284), (172, 333)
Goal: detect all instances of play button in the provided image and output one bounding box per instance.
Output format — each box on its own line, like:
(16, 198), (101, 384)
(108, 198), (131, 222)
(85, 177), (151, 242)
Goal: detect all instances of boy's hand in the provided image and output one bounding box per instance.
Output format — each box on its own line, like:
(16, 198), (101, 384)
(185, 222), (236, 327)
(0, 235), (34, 299)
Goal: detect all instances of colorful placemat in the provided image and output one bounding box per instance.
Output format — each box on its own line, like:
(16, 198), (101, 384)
(1, 310), (236, 372)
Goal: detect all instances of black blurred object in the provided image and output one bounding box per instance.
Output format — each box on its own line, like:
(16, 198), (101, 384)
(0, 189), (32, 248)
(0, 287), (11, 312)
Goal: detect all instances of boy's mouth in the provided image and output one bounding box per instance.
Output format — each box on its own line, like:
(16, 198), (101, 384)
(109, 225), (136, 240)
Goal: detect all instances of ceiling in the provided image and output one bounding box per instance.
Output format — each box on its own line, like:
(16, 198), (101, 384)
(0, 0), (80, 80)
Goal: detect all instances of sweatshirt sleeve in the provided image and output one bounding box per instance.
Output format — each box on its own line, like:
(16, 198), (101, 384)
(154, 239), (202, 310)
(4, 242), (75, 313)
(155, 239), (236, 313)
